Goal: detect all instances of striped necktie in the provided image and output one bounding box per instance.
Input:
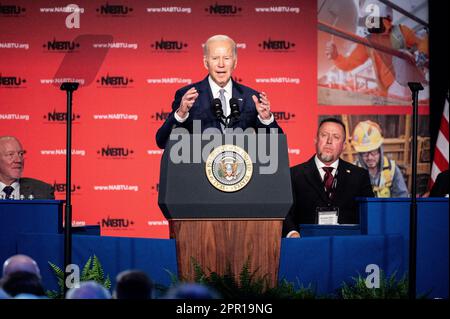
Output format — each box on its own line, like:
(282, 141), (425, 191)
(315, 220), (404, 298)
(3, 186), (14, 199)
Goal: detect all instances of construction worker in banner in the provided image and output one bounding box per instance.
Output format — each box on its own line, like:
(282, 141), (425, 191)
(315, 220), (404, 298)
(325, 2), (428, 97)
(351, 120), (409, 198)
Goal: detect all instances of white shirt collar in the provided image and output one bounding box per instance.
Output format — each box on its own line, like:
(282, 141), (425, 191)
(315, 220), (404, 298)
(0, 180), (19, 189)
(314, 155), (339, 178)
(0, 180), (20, 198)
(208, 76), (232, 97)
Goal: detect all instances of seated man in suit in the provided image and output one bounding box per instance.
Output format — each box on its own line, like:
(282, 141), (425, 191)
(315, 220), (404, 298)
(156, 34), (282, 149)
(429, 169), (449, 197)
(0, 136), (54, 200)
(283, 118), (374, 238)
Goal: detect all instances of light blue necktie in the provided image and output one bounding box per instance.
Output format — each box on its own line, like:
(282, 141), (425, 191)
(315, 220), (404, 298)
(219, 89), (227, 132)
(219, 89), (228, 117)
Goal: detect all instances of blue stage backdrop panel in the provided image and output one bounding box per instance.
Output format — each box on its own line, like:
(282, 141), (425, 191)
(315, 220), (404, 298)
(359, 197), (449, 298)
(279, 235), (403, 295)
(0, 200), (63, 269)
(18, 234), (178, 293)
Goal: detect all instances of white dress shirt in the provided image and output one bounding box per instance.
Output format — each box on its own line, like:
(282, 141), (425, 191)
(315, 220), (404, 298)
(175, 77), (232, 123)
(286, 156), (340, 238)
(209, 76), (232, 117)
(0, 181), (20, 199)
(314, 155), (339, 186)
(175, 76), (274, 125)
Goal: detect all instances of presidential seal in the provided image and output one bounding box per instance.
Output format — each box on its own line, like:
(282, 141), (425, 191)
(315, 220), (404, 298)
(205, 145), (253, 192)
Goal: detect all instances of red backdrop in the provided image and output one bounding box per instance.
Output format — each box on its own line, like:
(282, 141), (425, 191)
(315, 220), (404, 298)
(0, 0), (429, 238)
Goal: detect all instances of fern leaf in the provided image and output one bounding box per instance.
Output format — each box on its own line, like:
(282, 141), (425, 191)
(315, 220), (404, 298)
(92, 255), (105, 282)
(164, 268), (179, 284)
(81, 256), (92, 281)
(48, 261), (64, 280)
(104, 276), (112, 290)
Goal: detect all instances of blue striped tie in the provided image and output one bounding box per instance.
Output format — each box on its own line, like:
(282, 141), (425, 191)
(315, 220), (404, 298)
(3, 186), (14, 199)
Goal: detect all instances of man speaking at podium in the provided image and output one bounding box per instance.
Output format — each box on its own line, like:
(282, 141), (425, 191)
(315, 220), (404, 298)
(156, 34), (283, 149)
(0, 136), (54, 200)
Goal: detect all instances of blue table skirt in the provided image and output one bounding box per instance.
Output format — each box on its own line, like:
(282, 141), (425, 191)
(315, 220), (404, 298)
(17, 233), (406, 297)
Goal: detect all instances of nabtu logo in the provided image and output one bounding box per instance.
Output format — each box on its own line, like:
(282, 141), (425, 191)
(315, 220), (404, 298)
(205, 3), (242, 15)
(151, 39), (188, 51)
(97, 74), (133, 87)
(44, 110), (81, 122)
(97, 145), (134, 157)
(100, 216), (134, 228)
(43, 39), (80, 51)
(151, 110), (171, 121)
(0, 4), (25, 15)
(96, 3), (133, 15)
(53, 182), (81, 193)
(273, 111), (295, 121)
(259, 38), (295, 51)
(0, 74), (26, 87)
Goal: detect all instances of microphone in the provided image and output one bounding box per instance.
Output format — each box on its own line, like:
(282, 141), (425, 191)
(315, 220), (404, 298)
(229, 98), (240, 121)
(212, 98), (224, 120)
(60, 82), (79, 92)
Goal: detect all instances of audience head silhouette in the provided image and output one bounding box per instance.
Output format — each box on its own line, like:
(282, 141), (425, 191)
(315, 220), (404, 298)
(2, 254), (41, 278)
(66, 281), (111, 299)
(0, 271), (45, 297)
(0, 288), (11, 299)
(114, 269), (153, 299)
(164, 283), (220, 299)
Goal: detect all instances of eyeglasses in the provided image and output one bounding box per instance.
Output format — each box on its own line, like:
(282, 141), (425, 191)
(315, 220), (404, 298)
(361, 150), (380, 158)
(2, 151), (25, 160)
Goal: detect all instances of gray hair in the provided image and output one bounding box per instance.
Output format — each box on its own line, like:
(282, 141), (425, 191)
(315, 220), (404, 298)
(203, 34), (237, 57)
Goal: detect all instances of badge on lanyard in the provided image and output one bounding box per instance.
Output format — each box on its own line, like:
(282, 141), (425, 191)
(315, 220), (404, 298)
(316, 206), (339, 225)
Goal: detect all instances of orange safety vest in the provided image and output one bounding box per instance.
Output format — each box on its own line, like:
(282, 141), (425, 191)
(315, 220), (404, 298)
(333, 24), (428, 93)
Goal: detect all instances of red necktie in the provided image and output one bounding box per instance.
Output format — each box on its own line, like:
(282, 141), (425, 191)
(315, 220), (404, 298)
(322, 167), (334, 194)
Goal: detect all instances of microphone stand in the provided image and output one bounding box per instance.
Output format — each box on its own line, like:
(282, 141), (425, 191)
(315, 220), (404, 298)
(224, 115), (231, 130)
(407, 81), (423, 299)
(60, 82), (79, 295)
(213, 98), (240, 131)
(223, 115), (238, 131)
(227, 99), (240, 130)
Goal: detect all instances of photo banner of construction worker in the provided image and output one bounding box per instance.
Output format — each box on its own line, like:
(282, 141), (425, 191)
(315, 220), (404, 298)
(0, 0), (430, 238)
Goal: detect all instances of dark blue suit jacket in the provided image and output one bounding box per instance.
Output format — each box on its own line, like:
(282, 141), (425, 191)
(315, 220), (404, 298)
(19, 177), (55, 199)
(155, 76), (283, 148)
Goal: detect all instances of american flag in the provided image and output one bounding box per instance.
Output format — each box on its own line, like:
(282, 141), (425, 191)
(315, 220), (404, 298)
(430, 94), (449, 185)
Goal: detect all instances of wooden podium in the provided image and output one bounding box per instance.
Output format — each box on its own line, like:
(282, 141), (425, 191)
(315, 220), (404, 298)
(159, 134), (292, 287)
(169, 219), (283, 286)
